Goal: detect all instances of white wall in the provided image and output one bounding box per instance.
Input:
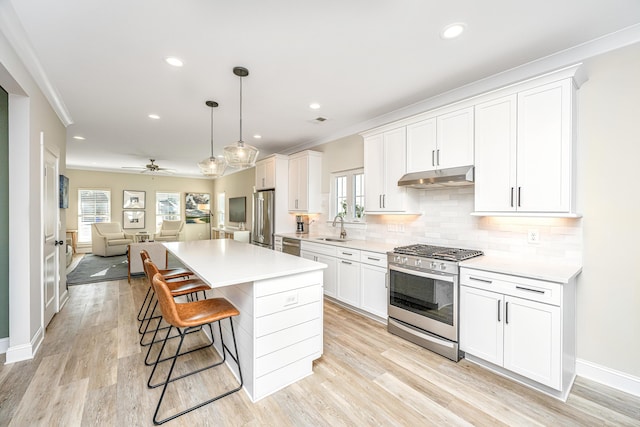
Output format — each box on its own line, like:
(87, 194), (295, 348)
(65, 169), (216, 242)
(576, 42), (640, 378)
(0, 27), (67, 361)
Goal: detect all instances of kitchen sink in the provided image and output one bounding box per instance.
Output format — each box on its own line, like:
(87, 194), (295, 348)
(315, 237), (350, 243)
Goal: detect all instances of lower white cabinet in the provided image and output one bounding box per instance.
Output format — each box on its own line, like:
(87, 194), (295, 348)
(459, 267), (575, 400)
(302, 241), (387, 319)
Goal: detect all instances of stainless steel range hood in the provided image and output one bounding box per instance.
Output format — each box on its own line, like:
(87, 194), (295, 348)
(397, 165), (474, 189)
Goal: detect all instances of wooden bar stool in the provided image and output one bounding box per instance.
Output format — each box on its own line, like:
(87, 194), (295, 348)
(149, 272), (243, 425)
(137, 249), (194, 322)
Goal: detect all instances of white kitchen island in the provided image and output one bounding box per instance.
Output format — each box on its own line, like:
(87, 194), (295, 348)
(163, 239), (326, 402)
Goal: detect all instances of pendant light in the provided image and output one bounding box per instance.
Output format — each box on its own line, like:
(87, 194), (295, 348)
(224, 66), (259, 168)
(198, 100), (227, 178)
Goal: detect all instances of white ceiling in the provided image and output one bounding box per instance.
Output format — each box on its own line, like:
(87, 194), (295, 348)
(8, 0), (640, 177)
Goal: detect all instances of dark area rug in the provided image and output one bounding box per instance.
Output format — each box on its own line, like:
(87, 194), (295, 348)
(67, 252), (187, 285)
(67, 254), (130, 285)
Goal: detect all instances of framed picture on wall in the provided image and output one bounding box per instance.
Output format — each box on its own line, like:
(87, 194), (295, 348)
(123, 190), (145, 209)
(123, 210), (145, 229)
(59, 175), (69, 209)
(185, 192), (210, 224)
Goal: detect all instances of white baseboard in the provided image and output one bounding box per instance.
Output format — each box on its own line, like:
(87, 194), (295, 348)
(4, 326), (43, 364)
(0, 337), (8, 354)
(576, 358), (640, 397)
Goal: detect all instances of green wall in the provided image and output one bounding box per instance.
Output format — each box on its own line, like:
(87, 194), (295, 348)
(0, 86), (8, 339)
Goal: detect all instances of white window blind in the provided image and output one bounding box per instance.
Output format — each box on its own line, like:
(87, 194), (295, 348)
(156, 192), (181, 232)
(78, 189), (111, 243)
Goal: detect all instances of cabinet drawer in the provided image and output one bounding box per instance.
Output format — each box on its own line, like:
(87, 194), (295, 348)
(256, 335), (322, 377)
(256, 301), (321, 337)
(460, 268), (561, 306)
(360, 250), (386, 268)
(336, 248), (361, 261)
(301, 241), (337, 256)
(256, 285), (321, 317)
(256, 318), (321, 357)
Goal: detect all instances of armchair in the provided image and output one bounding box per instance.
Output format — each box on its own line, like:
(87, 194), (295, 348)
(154, 220), (184, 242)
(91, 222), (134, 256)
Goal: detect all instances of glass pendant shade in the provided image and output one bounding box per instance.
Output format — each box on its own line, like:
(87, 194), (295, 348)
(224, 140), (258, 169)
(224, 66), (259, 168)
(198, 100), (226, 178)
(198, 155), (227, 177)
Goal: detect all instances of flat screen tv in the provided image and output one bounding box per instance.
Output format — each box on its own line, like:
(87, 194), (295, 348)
(228, 196), (246, 223)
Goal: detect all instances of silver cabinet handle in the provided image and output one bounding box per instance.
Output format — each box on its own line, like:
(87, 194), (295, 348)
(367, 257), (380, 261)
(510, 187), (514, 208)
(469, 276), (492, 284)
(341, 260), (352, 265)
(516, 285), (545, 294)
(505, 301), (509, 324)
(431, 150), (435, 167)
(385, 272), (389, 289)
(497, 300), (501, 322)
(517, 187), (521, 207)
(436, 149), (440, 166)
(341, 252), (353, 256)
(382, 194), (386, 208)
(379, 194), (382, 208)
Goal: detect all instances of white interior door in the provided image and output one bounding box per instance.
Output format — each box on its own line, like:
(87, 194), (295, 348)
(43, 143), (60, 327)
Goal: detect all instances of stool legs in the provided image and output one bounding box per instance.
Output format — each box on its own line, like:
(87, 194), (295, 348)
(151, 317), (243, 425)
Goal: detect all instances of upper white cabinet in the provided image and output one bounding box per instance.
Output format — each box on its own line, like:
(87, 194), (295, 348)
(288, 150), (322, 213)
(406, 107), (474, 173)
(255, 156), (276, 190)
(363, 127), (410, 213)
(474, 77), (578, 215)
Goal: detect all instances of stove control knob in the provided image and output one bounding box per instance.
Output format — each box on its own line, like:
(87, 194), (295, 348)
(394, 256), (401, 263)
(402, 257), (408, 264)
(430, 261), (437, 269)
(415, 259), (422, 267)
(440, 263), (447, 270)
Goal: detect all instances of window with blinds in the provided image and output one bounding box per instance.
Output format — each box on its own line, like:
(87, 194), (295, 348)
(156, 192), (181, 232)
(78, 189), (111, 243)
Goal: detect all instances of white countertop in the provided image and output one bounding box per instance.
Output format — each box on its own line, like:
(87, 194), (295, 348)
(163, 239), (326, 288)
(460, 255), (582, 284)
(276, 233), (396, 254)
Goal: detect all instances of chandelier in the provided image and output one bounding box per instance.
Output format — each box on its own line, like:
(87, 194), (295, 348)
(223, 66), (259, 168)
(198, 100), (227, 178)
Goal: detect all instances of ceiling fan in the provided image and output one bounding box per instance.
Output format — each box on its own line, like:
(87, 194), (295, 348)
(122, 159), (175, 174)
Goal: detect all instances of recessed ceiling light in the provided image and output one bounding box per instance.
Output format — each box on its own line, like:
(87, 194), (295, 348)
(440, 23), (466, 39)
(73, 136), (85, 140)
(253, 134), (262, 139)
(148, 114), (160, 120)
(309, 103), (321, 110)
(165, 57), (183, 67)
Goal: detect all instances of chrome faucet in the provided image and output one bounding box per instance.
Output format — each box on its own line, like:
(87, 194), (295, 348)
(332, 215), (347, 239)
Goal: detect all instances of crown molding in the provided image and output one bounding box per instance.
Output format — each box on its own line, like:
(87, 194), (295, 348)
(0, 1), (73, 126)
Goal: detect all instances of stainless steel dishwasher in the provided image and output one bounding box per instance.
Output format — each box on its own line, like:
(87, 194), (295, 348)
(282, 237), (301, 256)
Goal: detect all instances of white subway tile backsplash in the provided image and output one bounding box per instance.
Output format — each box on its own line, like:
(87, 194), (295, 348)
(309, 190), (581, 263)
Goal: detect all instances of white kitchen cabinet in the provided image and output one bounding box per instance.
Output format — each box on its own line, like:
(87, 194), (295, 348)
(255, 156), (276, 190)
(459, 267), (575, 400)
(474, 78), (577, 214)
(288, 150), (322, 213)
(360, 261), (387, 319)
(363, 127), (409, 213)
(406, 107), (474, 173)
(337, 258), (360, 307)
(301, 241), (338, 298)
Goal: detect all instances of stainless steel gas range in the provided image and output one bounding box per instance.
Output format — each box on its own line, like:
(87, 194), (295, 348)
(387, 244), (483, 361)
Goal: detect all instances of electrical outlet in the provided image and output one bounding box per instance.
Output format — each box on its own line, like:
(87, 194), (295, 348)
(527, 229), (540, 244)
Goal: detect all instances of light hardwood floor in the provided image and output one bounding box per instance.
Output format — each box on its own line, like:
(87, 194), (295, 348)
(1, 278), (639, 426)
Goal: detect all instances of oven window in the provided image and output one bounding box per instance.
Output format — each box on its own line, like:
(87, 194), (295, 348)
(390, 268), (454, 325)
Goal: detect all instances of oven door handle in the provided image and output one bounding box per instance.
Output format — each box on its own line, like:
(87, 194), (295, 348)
(389, 265), (455, 283)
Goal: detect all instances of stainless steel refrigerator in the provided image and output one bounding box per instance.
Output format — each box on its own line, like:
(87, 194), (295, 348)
(252, 190), (275, 249)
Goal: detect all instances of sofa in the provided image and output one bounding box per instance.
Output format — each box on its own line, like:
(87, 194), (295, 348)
(153, 220), (184, 242)
(91, 222), (134, 256)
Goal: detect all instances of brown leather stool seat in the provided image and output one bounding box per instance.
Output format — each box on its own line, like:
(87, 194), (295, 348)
(148, 272), (243, 425)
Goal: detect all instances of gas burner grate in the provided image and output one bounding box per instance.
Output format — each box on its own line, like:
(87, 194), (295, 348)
(393, 244), (483, 262)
